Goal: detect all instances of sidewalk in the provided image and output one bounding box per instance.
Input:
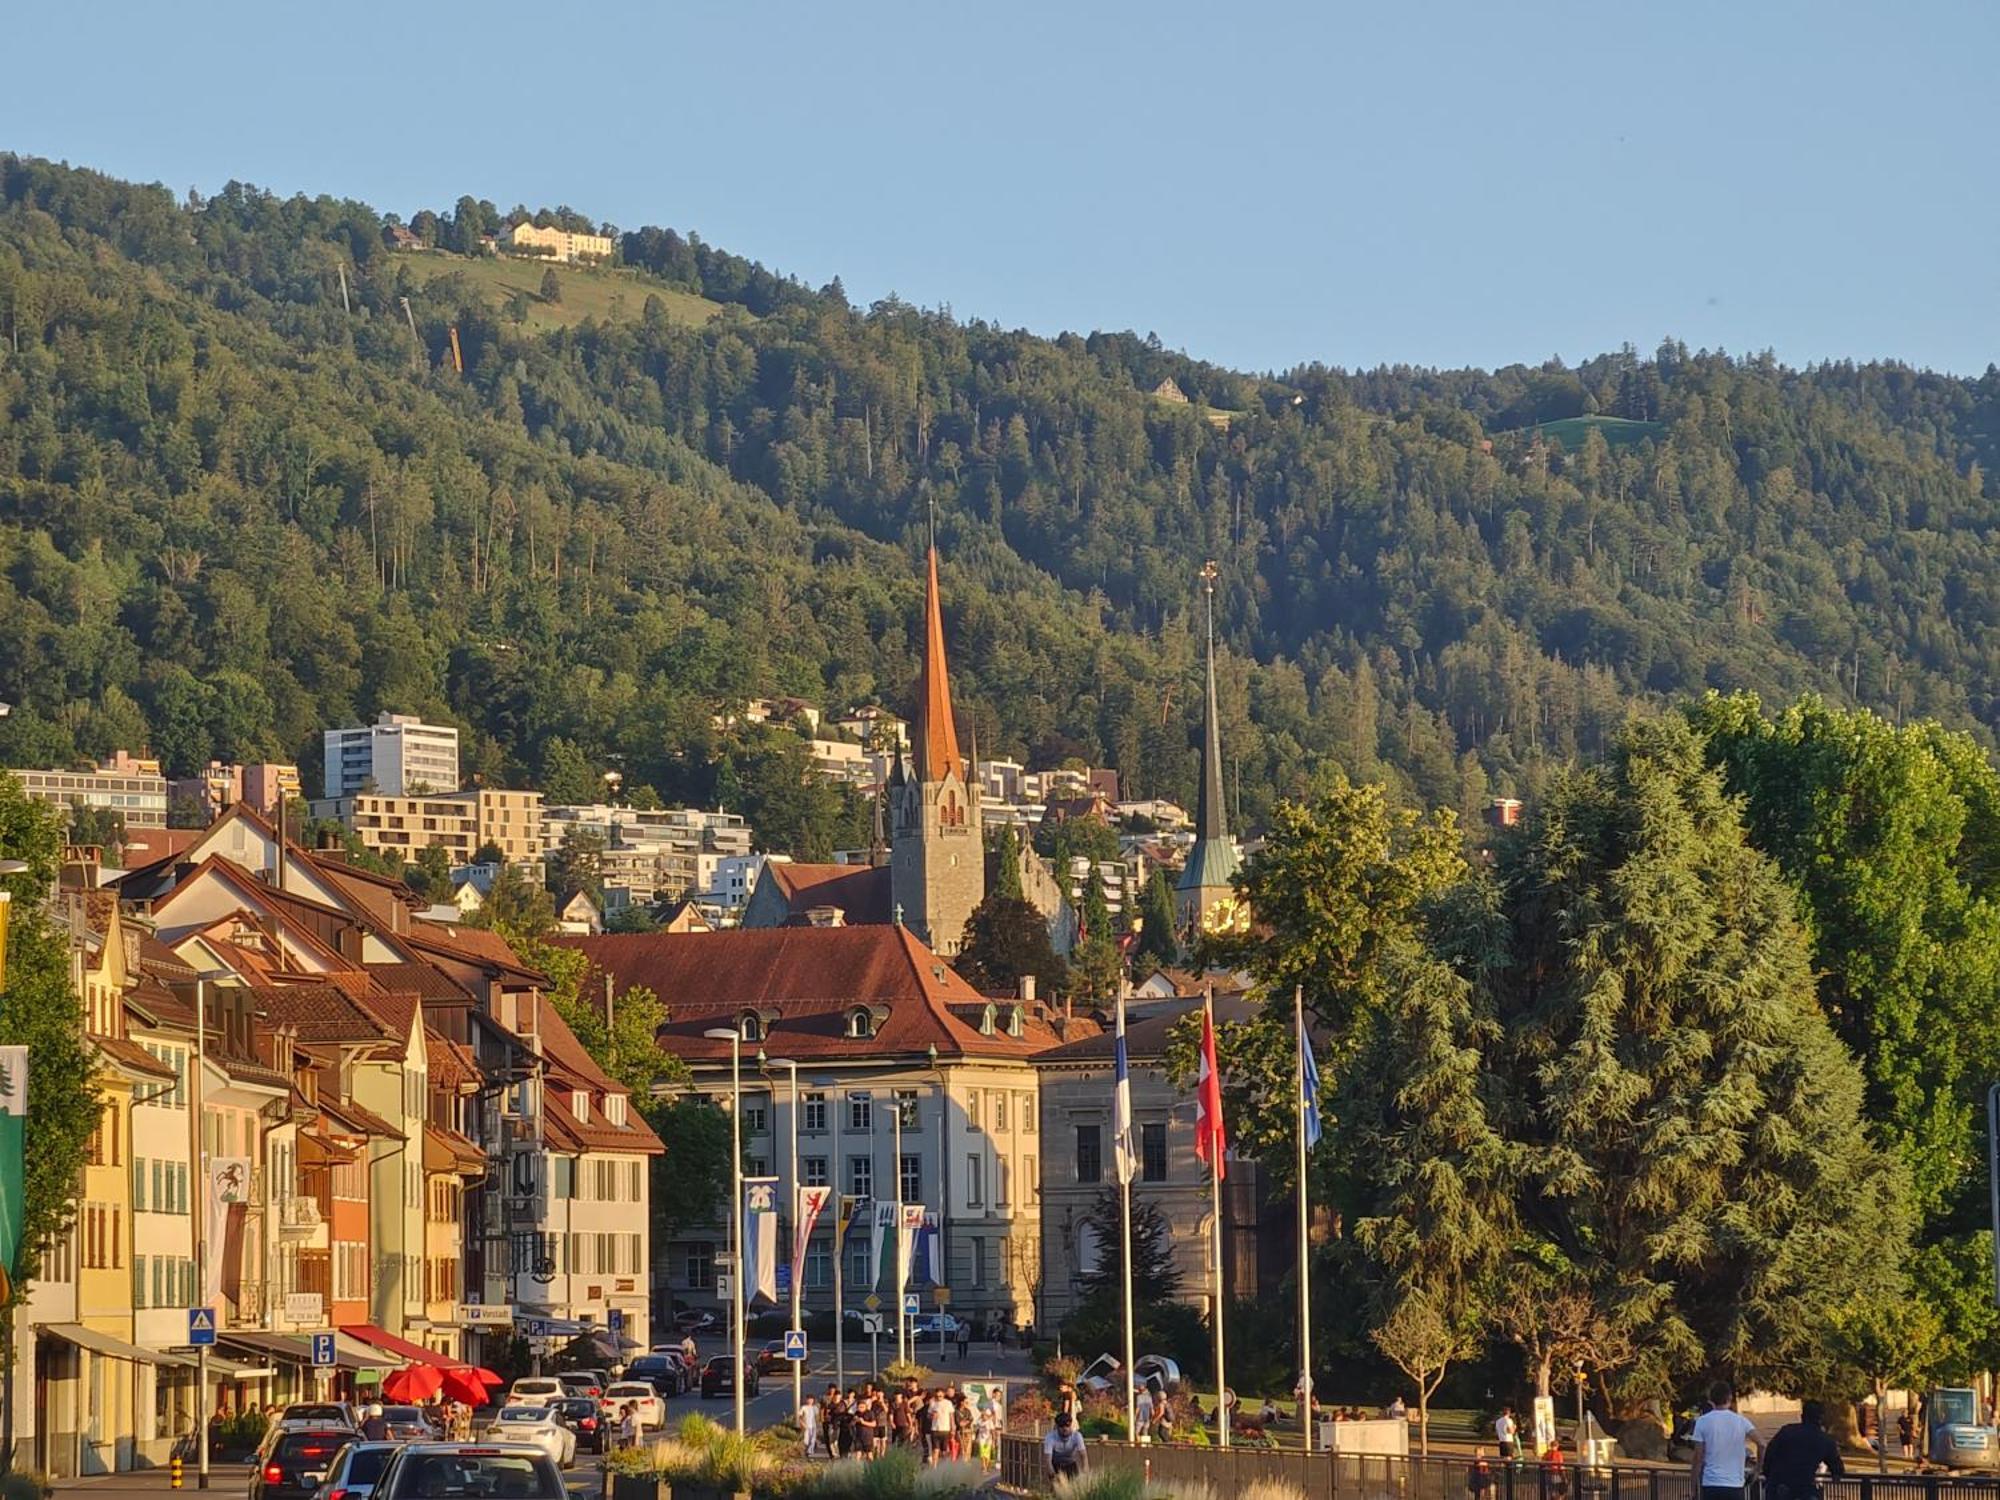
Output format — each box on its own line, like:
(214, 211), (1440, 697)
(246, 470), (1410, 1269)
(52, 1468), (250, 1495)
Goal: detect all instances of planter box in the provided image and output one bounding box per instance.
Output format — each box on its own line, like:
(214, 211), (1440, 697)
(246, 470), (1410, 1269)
(610, 1477), (669, 1500)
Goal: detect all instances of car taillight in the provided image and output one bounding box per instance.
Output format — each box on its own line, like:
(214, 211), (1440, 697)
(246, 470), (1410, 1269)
(264, 1465), (284, 1483)
(330, 1488), (348, 1500)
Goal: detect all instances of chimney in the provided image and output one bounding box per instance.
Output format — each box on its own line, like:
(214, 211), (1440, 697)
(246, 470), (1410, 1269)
(1019, 975), (1037, 1004)
(805, 905), (846, 928)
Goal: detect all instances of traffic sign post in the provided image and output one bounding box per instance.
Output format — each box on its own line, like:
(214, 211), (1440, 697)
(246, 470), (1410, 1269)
(311, 1332), (337, 1367)
(901, 1293), (919, 1319)
(186, 1307), (216, 1346)
(863, 1293), (881, 1312)
(783, 1330), (807, 1362)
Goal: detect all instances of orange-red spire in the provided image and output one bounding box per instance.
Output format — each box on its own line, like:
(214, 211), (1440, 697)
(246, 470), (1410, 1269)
(913, 546), (963, 782)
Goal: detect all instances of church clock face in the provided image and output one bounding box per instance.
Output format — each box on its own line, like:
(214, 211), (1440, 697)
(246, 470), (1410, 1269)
(1202, 894), (1249, 936)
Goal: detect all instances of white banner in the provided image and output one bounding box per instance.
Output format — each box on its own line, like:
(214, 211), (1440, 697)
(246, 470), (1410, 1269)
(743, 1178), (780, 1305)
(204, 1157), (251, 1308)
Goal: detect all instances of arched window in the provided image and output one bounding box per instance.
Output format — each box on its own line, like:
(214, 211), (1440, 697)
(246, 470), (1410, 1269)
(1007, 1006), (1025, 1038)
(740, 1012), (762, 1043)
(847, 1008), (874, 1040)
(980, 1003), (997, 1036)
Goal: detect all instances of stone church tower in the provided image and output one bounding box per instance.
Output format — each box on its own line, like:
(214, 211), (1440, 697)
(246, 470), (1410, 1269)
(1176, 562), (1243, 936)
(890, 546), (985, 955)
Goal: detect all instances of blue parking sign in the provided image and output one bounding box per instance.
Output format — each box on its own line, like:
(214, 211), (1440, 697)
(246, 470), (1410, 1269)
(311, 1333), (337, 1368)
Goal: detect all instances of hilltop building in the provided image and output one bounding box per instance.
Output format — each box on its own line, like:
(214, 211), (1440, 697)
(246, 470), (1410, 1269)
(501, 222), (612, 264)
(322, 713), (460, 798)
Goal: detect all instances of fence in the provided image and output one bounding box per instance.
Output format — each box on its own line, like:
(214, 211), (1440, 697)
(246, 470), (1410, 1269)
(997, 1438), (2000, 1500)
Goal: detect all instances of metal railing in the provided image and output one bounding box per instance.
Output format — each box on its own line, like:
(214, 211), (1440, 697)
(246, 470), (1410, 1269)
(996, 1438), (2000, 1500)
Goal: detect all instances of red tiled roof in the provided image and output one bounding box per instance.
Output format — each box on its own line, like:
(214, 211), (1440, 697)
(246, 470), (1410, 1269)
(1034, 993), (1259, 1065)
(760, 863), (893, 925)
(138, 935), (196, 982)
(252, 984), (399, 1045)
(549, 926), (1072, 1061)
(406, 921), (547, 982)
(423, 1122), (486, 1174)
(317, 1092), (403, 1140)
(366, 962), (474, 1005)
(525, 995), (663, 1155)
(424, 1031), (481, 1091)
(93, 1034), (179, 1081)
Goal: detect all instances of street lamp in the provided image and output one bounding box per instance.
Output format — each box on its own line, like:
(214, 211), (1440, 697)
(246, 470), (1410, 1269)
(702, 1028), (746, 1436)
(1573, 1359), (1588, 1458)
(191, 968), (233, 1489)
(760, 1054), (801, 1419)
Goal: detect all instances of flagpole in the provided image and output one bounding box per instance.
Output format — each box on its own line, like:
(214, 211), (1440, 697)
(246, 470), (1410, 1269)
(1295, 984), (1313, 1455)
(1116, 995), (1137, 1443)
(1206, 987), (1228, 1450)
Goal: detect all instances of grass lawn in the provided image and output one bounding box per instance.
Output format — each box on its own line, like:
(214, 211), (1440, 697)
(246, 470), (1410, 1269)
(392, 250), (728, 333)
(1536, 414), (1665, 449)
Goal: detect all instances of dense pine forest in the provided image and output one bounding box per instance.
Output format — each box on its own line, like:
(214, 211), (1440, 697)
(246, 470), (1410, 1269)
(5, 154), (2000, 850)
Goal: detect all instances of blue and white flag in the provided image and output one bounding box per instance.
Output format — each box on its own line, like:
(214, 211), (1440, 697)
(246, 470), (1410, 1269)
(1112, 995), (1137, 1185)
(866, 1199), (897, 1289)
(906, 1210), (943, 1287)
(1300, 1010), (1323, 1151)
(744, 1177), (780, 1304)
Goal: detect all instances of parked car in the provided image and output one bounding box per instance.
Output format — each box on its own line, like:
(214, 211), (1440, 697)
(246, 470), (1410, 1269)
(699, 1356), (759, 1399)
(754, 1339), (789, 1375)
(556, 1369), (609, 1399)
(602, 1382), (666, 1430)
(373, 1444), (567, 1500)
(623, 1353), (685, 1395)
(253, 1428), (355, 1500)
(672, 1310), (715, 1333)
(482, 1406), (575, 1468)
(910, 1314), (962, 1340)
(378, 1407), (435, 1443)
(310, 1440), (398, 1500)
(279, 1404), (360, 1431)
(507, 1377), (564, 1406)
(550, 1397), (605, 1455)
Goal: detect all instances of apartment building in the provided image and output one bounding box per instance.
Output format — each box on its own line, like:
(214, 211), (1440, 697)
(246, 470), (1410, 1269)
(315, 787), (544, 868)
(169, 761), (300, 821)
(322, 713), (461, 798)
(10, 753), (169, 829)
(500, 222), (612, 263)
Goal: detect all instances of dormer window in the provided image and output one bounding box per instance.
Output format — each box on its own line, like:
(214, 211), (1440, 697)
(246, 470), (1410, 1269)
(606, 1094), (627, 1126)
(572, 1089), (589, 1123)
(740, 1012), (763, 1043)
(1007, 1006), (1025, 1038)
(980, 1004), (997, 1037)
(847, 1008), (874, 1040)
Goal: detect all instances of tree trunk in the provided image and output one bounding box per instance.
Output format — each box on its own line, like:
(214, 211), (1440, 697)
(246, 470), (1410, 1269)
(1419, 1390), (1430, 1456)
(1536, 1354), (1552, 1399)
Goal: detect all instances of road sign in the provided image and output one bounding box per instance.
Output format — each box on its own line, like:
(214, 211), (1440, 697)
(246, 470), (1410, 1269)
(783, 1330), (807, 1362)
(776, 1263), (791, 1295)
(311, 1332), (337, 1368)
(933, 1287), (951, 1305)
(716, 1273), (732, 1300)
(608, 1308), (624, 1335)
(901, 1293), (919, 1319)
(863, 1293), (881, 1312)
(860, 1314), (883, 1336)
(187, 1307), (216, 1346)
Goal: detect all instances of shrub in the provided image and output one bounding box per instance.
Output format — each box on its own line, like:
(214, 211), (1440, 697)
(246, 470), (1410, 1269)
(1010, 1388), (1053, 1432)
(0, 1474), (52, 1500)
(604, 1447), (657, 1478)
(1042, 1355), (1082, 1385)
(881, 1359), (933, 1385)
(1053, 1471), (1145, 1500)
(1238, 1483), (1310, 1500)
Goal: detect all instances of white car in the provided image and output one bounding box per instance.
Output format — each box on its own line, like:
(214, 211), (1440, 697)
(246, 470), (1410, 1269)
(508, 1377), (565, 1406)
(483, 1405), (575, 1468)
(911, 1313), (963, 1339)
(601, 1382), (666, 1430)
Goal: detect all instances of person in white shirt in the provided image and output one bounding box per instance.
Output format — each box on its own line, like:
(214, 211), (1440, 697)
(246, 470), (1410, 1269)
(799, 1394), (821, 1458)
(1135, 1384), (1157, 1442)
(927, 1391), (955, 1465)
(1690, 1382), (1760, 1500)
(1495, 1406), (1519, 1462)
(1043, 1410), (1087, 1480)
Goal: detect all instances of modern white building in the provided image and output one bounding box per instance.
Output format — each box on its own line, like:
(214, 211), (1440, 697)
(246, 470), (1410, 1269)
(322, 714), (461, 798)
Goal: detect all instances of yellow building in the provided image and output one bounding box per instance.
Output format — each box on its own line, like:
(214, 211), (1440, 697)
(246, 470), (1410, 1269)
(501, 221), (612, 263)
(316, 787), (544, 868)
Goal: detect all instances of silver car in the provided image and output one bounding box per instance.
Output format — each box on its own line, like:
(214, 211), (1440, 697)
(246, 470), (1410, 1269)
(311, 1441), (399, 1500)
(481, 1407), (575, 1468)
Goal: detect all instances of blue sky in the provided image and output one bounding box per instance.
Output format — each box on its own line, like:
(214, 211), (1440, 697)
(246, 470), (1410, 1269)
(6, 1), (1994, 374)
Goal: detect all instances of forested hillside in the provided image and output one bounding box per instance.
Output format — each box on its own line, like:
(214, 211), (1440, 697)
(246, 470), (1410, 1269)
(4, 154), (2000, 849)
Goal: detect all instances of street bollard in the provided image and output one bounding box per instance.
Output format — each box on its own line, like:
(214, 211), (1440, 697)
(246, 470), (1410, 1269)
(170, 1455), (184, 1490)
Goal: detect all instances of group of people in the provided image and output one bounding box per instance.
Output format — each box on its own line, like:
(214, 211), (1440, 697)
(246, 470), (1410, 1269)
(798, 1378), (1003, 1466)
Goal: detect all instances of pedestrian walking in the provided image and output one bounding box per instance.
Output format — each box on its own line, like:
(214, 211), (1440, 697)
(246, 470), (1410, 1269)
(1469, 1447), (1496, 1500)
(1762, 1400), (1844, 1500)
(957, 1322), (970, 1363)
(1899, 1410), (1915, 1459)
(800, 1393), (822, 1458)
(1689, 1382), (1760, 1500)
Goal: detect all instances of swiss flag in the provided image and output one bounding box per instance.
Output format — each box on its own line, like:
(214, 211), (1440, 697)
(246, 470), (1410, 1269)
(1195, 997), (1227, 1179)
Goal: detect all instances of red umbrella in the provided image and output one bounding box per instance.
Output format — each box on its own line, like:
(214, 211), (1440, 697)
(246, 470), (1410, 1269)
(440, 1368), (490, 1406)
(383, 1365), (444, 1402)
(470, 1368), (505, 1385)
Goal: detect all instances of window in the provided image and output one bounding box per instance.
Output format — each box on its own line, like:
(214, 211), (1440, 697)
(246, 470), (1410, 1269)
(805, 1239), (832, 1291)
(1075, 1125), (1102, 1184)
(571, 1089), (589, 1123)
(847, 1240), (873, 1289)
(743, 1103), (768, 1135)
(740, 1012), (762, 1043)
(606, 1094), (627, 1126)
(966, 1090), (982, 1132)
(900, 1155), (921, 1203)
(980, 1004), (996, 1036)
(847, 1009), (873, 1040)
(803, 1157), (829, 1188)
(993, 1093), (1008, 1132)
(848, 1157), (873, 1198)
(747, 1156), (769, 1177)
(970, 1237), (986, 1289)
(1141, 1123), (1168, 1183)
(848, 1093), (872, 1132)
(132, 1158), (147, 1212)
(965, 1155), (984, 1208)
(684, 1241), (716, 1289)
(996, 1157), (1011, 1208)
(1021, 1093), (1036, 1133)
(1025, 1154), (1038, 1201)
(802, 1092), (827, 1133)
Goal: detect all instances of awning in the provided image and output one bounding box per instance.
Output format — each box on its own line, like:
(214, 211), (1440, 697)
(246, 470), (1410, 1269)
(220, 1330), (400, 1374)
(202, 1353), (274, 1381)
(340, 1323), (465, 1371)
(36, 1323), (192, 1368)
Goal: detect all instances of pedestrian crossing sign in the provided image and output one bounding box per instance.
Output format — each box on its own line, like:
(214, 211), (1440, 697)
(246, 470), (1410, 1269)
(187, 1307), (216, 1346)
(784, 1330), (807, 1361)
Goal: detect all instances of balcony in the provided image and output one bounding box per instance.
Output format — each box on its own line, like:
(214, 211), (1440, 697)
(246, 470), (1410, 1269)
(279, 1195), (322, 1237)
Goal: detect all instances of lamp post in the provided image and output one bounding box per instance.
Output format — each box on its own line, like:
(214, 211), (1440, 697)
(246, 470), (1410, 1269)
(702, 1029), (746, 1436)
(1573, 1359), (1587, 1459)
(191, 968), (232, 1489)
(760, 1054), (801, 1419)
(0, 858), (28, 1474)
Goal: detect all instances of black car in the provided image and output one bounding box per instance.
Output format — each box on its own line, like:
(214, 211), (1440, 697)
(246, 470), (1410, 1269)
(373, 1444), (567, 1500)
(699, 1356), (758, 1399)
(623, 1354), (683, 1396)
(550, 1397), (605, 1454)
(253, 1427), (356, 1500)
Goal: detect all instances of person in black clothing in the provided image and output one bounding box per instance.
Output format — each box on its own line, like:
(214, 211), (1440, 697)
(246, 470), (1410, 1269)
(1763, 1400), (1844, 1500)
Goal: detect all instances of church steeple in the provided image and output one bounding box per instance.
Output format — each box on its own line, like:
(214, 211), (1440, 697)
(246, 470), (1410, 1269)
(912, 546), (964, 783)
(1177, 561), (1241, 932)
